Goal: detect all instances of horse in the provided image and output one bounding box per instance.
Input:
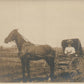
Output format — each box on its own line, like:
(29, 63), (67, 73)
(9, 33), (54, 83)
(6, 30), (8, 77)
(4, 29), (56, 82)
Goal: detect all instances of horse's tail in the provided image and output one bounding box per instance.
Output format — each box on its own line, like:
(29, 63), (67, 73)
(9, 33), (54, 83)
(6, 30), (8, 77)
(53, 49), (56, 57)
(50, 48), (56, 58)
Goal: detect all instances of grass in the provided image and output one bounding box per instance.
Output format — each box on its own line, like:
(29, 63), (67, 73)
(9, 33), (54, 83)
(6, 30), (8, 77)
(0, 47), (84, 82)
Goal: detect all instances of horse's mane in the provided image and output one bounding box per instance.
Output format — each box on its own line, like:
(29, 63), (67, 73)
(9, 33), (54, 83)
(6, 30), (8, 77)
(17, 31), (34, 45)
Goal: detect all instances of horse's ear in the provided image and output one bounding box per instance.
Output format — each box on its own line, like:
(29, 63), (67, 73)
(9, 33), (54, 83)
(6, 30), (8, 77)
(14, 29), (18, 32)
(15, 29), (18, 31)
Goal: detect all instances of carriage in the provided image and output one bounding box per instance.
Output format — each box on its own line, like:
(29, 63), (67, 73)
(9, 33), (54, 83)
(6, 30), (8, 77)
(56, 38), (83, 73)
(4, 29), (84, 81)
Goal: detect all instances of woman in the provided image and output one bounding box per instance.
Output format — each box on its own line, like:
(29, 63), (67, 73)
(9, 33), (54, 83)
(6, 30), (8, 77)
(64, 40), (76, 56)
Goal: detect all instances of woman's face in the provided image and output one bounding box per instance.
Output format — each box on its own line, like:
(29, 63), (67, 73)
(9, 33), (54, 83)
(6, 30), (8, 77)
(68, 44), (71, 47)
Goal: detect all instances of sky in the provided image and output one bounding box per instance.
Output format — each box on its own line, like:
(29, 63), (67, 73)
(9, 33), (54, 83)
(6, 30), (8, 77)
(0, 0), (84, 47)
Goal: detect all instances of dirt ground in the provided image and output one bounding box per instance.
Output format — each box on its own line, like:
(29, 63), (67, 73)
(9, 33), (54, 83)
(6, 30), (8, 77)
(0, 52), (84, 82)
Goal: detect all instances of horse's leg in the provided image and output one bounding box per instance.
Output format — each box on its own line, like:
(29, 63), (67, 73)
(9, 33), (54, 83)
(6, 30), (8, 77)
(21, 57), (26, 82)
(26, 59), (31, 81)
(46, 57), (55, 81)
(50, 57), (55, 80)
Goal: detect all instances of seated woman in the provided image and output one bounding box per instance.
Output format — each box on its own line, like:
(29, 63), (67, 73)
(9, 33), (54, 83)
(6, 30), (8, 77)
(64, 40), (76, 56)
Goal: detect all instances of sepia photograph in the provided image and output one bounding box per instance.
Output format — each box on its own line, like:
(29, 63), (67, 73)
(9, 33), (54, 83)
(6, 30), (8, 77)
(0, 0), (84, 82)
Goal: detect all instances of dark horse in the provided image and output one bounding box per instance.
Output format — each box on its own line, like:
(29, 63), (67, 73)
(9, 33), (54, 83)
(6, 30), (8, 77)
(4, 29), (56, 82)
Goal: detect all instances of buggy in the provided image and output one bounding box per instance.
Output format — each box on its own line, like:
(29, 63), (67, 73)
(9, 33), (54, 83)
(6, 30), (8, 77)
(62, 38), (83, 56)
(57, 38), (83, 73)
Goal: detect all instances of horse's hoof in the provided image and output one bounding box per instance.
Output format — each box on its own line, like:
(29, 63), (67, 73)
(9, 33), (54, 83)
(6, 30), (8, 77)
(48, 77), (51, 82)
(27, 78), (32, 82)
(28, 79), (32, 82)
(22, 78), (27, 82)
(23, 80), (27, 82)
(48, 76), (56, 82)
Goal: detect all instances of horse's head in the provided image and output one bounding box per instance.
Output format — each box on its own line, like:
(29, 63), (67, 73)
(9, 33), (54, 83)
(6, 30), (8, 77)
(4, 29), (18, 43)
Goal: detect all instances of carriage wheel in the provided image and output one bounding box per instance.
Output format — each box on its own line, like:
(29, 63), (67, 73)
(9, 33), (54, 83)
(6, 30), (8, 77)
(70, 57), (80, 71)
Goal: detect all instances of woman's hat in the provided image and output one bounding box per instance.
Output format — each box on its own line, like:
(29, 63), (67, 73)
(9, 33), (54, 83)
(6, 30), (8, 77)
(67, 40), (73, 44)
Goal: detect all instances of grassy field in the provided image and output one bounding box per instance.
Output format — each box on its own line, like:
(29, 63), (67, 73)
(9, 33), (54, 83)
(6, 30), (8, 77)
(0, 47), (84, 82)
